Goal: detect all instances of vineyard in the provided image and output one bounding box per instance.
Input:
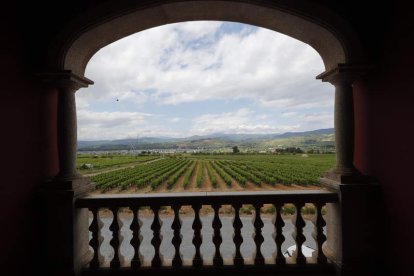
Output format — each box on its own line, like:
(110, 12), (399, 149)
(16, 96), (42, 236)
(77, 154), (160, 172)
(82, 154), (335, 193)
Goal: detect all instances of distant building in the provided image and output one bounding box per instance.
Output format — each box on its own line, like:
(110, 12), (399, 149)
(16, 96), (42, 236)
(80, 163), (94, 169)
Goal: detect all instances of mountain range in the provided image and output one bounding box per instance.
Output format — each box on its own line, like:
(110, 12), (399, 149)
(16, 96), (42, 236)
(78, 128), (335, 152)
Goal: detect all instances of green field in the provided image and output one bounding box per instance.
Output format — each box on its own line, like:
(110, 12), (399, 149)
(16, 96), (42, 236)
(78, 154), (335, 193)
(76, 154), (160, 172)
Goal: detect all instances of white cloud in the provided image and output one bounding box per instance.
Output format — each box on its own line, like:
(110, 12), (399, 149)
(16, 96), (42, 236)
(76, 21), (334, 139)
(281, 112), (298, 118)
(81, 21), (331, 108)
(77, 110), (151, 140)
(174, 21), (223, 38)
(77, 109), (189, 140)
(169, 117), (181, 123)
(76, 107), (332, 140)
(75, 97), (90, 109)
(190, 108), (299, 135)
(300, 112), (333, 130)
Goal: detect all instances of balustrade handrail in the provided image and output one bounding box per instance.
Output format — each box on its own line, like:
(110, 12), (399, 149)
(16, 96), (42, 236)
(76, 190), (338, 208)
(75, 189), (338, 274)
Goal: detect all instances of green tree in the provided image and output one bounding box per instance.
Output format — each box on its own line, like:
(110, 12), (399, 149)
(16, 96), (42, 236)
(232, 146), (240, 154)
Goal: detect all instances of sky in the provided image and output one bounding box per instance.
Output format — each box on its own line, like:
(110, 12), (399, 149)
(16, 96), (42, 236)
(76, 21), (334, 141)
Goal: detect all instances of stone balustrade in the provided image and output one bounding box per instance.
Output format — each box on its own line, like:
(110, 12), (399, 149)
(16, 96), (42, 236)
(76, 190), (338, 275)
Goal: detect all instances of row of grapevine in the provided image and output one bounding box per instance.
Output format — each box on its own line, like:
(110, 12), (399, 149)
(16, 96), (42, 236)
(93, 159), (176, 190)
(198, 154), (335, 185)
(150, 159), (190, 190)
(166, 160), (193, 189)
(210, 161), (232, 187)
(225, 161), (277, 184)
(182, 161), (197, 189)
(90, 154), (335, 191)
(239, 161), (311, 185)
(220, 161), (262, 186)
(93, 158), (187, 191)
(196, 161), (204, 188)
(125, 159), (189, 189)
(209, 158), (319, 186)
(205, 161), (218, 188)
(215, 160), (247, 186)
(237, 161), (294, 185)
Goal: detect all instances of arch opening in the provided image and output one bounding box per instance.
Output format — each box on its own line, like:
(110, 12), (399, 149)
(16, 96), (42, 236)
(76, 21), (336, 194)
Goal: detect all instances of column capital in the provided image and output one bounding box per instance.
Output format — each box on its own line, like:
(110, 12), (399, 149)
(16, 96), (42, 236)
(37, 70), (94, 91)
(316, 64), (372, 85)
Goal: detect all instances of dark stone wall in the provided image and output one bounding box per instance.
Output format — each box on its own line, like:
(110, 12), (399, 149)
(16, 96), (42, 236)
(353, 2), (414, 275)
(0, 4), (59, 274)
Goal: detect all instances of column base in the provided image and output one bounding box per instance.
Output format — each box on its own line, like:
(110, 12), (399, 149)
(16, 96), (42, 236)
(319, 177), (385, 276)
(38, 176), (95, 276)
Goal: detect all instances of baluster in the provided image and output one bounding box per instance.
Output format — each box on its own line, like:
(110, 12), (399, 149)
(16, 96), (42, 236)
(151, 205), (162, 267)
(109, 207), (121, 268)
(97, 213), (105, 264)
(212, 204), (223, 266)
(274, 203), (286, 265)
(253, 203), (265, 265)
(292, 202), (306, 265)
(192, 204), (203, 267)
(130, 206), (141, 269)
(311, 203), (327, 264)
(89, 207), (100, 268)
(232, 203), (244, 266)
(171, 205), (182, 267)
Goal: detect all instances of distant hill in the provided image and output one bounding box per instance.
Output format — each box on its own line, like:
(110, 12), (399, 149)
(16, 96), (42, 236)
(77, 128), (334, 152)
(274, 128), (334, 138)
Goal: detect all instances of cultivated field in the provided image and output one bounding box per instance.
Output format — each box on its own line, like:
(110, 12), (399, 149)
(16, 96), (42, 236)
(78, 154), (335, 193)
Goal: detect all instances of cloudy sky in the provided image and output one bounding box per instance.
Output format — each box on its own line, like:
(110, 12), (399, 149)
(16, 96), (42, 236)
(76, 21), (333, 140)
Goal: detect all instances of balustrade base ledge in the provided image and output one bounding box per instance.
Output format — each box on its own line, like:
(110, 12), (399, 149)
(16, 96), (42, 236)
(75, 190), (338, 208)
(81, 263), (336, 276)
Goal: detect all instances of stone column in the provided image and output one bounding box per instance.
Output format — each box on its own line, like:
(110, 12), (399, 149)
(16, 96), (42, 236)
(38, 71), (95, 276)
(56, 79), (82, 180)
(317, 65), (382, 276)
(40, 71), (93, 183)
(317, 64), (368, 183)
(332, 74), (357, 176)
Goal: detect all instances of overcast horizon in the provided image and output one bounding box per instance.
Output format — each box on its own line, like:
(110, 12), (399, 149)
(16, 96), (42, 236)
(77, 128), (334, 141)
(77, 21), (334, 141)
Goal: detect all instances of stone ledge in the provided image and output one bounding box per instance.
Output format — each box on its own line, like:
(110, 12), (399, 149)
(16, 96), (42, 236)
(37, 70), (94, 88)
(316, 63), (372, 84)
(40, 176), (96, 197)
(320, 177), (379, 193)
(322, 170), (371, 185)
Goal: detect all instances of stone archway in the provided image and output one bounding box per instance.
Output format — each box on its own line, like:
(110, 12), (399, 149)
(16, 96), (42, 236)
(49, 0), (364, 75)
(43, 0), (367, 182)
(40, 2), (371, 274)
